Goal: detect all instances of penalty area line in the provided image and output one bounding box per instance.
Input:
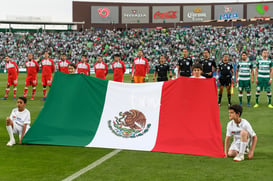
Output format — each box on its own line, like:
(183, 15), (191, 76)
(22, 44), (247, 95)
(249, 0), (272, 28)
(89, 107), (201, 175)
(62, 149), (122, 181)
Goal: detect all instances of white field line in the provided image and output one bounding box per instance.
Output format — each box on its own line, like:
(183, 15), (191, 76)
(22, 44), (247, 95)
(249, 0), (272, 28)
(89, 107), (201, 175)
(62, 149), (122, 181)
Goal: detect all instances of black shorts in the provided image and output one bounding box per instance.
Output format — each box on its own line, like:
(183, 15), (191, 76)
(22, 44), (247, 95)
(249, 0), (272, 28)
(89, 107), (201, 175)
(180, 72), (191, 77)
(219, 77), (231, 86)
(157, 77), (168, 82)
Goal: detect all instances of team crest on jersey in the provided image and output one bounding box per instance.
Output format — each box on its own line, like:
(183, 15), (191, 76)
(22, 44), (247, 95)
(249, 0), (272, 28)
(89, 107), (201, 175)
(108, 109), (151, 138)
(208, 62), (212, 66)
(186, 62), (189, 66)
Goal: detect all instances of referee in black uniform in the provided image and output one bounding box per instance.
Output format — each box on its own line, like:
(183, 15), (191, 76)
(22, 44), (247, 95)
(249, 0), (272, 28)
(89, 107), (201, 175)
(177, 48), (193, 77)
(153, 55), (172, 82)
(199, 49), (217, 78)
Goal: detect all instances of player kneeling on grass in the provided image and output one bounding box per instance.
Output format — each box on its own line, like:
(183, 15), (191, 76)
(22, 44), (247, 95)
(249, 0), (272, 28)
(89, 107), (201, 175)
(224, 104), (257, 161)
(6, 97), (31, 146)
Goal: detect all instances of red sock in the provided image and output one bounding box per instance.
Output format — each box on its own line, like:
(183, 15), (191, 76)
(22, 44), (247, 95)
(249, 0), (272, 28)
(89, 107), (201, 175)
(13, 88), (17, 98)
(32, 87), (36, 97)
(5, 88), (10, 98)
(43, 88), (47, 98)
(24, 87), (28, 97)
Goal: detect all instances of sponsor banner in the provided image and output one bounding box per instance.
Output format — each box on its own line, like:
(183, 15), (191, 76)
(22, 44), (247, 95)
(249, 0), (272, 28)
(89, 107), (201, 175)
(152, 6), (180, 23)
(214, 4), (243, 20)
(247, 3), (273, 19)
(122, 6), (149, 24)
(183, 5), (211, 22)
(91, 6), (119, 24)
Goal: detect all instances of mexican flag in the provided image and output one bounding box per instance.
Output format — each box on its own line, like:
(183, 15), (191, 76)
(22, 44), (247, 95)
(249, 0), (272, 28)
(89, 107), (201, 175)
(23, 72), (225, 157)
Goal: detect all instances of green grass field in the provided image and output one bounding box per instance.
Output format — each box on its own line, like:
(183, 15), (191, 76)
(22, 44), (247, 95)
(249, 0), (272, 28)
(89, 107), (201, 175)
(0, 73), (272, 181)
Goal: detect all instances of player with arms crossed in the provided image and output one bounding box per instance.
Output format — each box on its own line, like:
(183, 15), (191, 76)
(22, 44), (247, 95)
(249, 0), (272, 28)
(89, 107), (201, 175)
(112, 53), (126, 82)
(2, 55), (19, 100)
(6, 97), (31, 146)
(176, 48), (193, 77)
(153, 55), (172, 82)
(41, 51), (55, 101)
(199, 49), (217, 78)
(94, 55), (108, 79)
(236, 52), (254, 107)
(58, 53), (70, 73)
(76, 55), (90, 76)
(254, 49), (273, 108)
(24, 53), (39, 100)
(131, 50), (149, 83)
(225, 104), (257, 161)
(216, 53), (234, 106)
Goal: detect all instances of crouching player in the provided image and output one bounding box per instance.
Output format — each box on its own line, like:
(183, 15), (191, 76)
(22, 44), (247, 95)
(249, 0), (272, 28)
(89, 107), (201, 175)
(225, 104), (257, 161)
(6, 97), (31, 146)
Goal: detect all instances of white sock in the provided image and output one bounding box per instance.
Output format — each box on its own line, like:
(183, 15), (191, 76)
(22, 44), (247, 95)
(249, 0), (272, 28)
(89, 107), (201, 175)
(239, 142), (247, 154)
(6, 125), (15, 141)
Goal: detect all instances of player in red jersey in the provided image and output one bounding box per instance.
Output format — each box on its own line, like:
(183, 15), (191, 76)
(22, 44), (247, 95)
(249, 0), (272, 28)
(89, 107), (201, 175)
(76, 55), (90, 76)
(40, 51), (55, 101)
(94, 55), (108, 79)
(24, 53), (39, 100)
(112, 53), (126, 82)
(2, 55), (19, 100)
(131, 50), (149, 83)
(58, 53), (70, 73)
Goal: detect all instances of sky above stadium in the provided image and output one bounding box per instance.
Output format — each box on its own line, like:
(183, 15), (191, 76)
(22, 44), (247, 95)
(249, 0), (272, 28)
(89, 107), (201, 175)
(0, 0), (271, 22)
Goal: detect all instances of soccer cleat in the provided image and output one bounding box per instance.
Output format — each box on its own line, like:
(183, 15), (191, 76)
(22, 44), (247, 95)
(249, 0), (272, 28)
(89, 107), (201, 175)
(6, 139), (16, 146)
(30, 97), (35, 101)
(268, 104), (273, 109)
(247, 103), (251, 107)
(233, 153), (244, 161)
(253, 104), (259, 108)
(1, 97), (7, 100)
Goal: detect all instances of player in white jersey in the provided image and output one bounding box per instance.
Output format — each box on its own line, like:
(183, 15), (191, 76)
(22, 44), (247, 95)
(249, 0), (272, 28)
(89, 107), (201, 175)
(224, 104), (257, 161)
(6, 97), (31, 146)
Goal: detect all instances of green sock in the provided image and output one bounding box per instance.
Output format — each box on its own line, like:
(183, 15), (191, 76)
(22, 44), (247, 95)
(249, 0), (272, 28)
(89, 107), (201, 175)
(256, 94), (260, 104)
(268, 95), (272, 105)
(247, 96), (251, 104)
(218, 94), (222, 104)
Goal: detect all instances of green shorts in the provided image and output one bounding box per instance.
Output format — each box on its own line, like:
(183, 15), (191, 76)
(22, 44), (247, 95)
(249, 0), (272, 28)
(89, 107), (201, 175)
(238, 80), (251, 92)
(256, 78), (271, 92)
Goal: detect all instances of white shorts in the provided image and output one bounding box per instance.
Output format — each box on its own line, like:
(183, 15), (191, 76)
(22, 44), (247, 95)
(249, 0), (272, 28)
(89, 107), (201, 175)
(13, 122), (30, 137)
(229, 138), (251, 152)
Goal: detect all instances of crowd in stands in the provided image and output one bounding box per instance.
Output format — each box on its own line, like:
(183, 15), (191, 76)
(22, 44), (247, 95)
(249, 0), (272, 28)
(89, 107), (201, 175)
(1, 23), (273, 69)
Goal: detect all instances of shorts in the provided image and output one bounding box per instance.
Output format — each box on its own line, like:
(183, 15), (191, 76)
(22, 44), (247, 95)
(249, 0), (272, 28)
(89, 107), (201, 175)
(157, 77), (168, 82)
(229, 138), (251, 152)
(7, 77), (18, 86)
(42, 76), (52, 86)
(238, 80), (251, 92)
(219, 77), (231, 87)
(256, 78), (271, 92)
(134, 76), (145, 83)
(26, 76), (38, 86)
(13, 121), (30, 137)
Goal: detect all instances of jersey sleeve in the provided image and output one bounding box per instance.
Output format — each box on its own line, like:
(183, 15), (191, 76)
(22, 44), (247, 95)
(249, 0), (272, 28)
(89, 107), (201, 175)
(58, 61), (61, 71)
(51, 59), (55, 72)
(35, 61), (40, 72)
(105, 62), (108, 76)
(243, 121), (256, 137)
(122, 61), (126, 73)
(87, 63), (90, 76)
(24, 110), (31, 125)
(14, 62), (19, 74)
(226, 122), (232, 137)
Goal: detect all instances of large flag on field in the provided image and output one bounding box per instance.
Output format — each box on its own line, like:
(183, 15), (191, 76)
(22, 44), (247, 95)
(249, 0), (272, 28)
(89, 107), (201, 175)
(23, 72), (225, 157)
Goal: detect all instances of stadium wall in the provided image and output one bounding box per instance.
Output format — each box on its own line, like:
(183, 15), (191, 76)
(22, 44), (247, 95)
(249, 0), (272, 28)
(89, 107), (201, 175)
(73, 1), (273, 30)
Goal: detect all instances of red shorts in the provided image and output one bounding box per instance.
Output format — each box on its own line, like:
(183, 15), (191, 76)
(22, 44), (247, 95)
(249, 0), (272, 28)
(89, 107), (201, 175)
(7, 77), (18, 86)
(42, 76), (52, 86)
(26, 76), (38, 86)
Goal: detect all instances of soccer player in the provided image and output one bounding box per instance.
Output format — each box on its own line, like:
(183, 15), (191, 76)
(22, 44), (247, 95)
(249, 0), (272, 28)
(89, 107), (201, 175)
(131, 50), (149, 83)
(254, 49), (273, 108)
(76, 55), (90, 76)
(6, 97), (31, 146)
(190, 63), (205, 79)
(2, 55), (19, 100)
(153, 55), (172, 82)
(199, 49), (217, 78)
(177, 48), (193, 77)
(24, 53), (39, 100)
(225, 104), (257, 161)
(68, 63), (77, 74)
(41, 51), (55, 101)
(216, 54), (234, 106)
(112, 53), (126, 82)
(94, 55), (108, 79)
(236, 52), (254, 107)
(58, 53), (71, 73)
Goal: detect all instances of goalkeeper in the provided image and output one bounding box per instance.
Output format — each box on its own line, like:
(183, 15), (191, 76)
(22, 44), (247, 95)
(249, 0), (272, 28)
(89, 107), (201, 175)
(131, 50), (149, 83)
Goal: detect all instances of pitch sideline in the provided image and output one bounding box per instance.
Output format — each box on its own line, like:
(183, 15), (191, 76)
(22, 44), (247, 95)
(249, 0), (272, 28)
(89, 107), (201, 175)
(62, 149), (122, 181)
